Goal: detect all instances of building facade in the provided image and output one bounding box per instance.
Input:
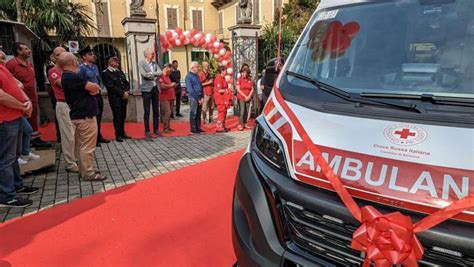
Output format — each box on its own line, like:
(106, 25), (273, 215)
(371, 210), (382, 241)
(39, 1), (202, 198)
(71, 0), (286, 74)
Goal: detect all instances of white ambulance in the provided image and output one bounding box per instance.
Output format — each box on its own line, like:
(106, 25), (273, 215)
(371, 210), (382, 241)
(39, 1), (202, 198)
(232, 0), (474, 266)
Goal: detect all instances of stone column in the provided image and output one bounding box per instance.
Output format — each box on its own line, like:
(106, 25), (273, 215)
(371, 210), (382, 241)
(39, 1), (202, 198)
(229, 24), (261, 116)
(121, 17), (156, 122)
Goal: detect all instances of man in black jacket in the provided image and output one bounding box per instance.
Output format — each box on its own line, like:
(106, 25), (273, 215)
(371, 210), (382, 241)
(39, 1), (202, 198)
(170, 60), (183, 117)
(102, 54), (131, 142)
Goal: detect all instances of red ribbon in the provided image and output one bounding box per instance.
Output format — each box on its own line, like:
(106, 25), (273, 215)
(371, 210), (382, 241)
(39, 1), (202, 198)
(271, 87), (474, 266)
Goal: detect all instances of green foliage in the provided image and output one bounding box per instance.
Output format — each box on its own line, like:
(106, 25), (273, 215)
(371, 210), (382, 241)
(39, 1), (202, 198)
(199, 55), (220, 77)
(0, 0), (95, 50)
(258, 0), (320, 71)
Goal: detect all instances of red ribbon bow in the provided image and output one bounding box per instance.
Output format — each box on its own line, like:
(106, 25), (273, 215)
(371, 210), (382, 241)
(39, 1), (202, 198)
(352, 206), (423, 267)
(271, 87), (474, 267)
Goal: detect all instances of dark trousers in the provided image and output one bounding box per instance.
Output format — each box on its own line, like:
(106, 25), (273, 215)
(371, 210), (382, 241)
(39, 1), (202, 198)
(96, 94), (104, 140)
(189, 98), (202, 132)
(175, 86), (182, 115)
(239, 100), (251, 125)
(0, 118), (25, 202)
(143, 87), (160, 134)
(48, 90), (61, 142)
(111, 101), (127, 138)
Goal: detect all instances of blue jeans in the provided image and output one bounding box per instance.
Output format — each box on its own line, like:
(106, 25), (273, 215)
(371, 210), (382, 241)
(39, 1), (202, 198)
(189, 98), (202, 132)
(0, 118), (25, 202)
(21, 117), (33, 156)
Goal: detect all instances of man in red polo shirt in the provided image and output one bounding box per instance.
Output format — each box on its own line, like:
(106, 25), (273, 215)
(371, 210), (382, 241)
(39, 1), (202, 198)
(47, 46), (79, 173)
(0, 64), (39, 208)
(6, 42), (50, 149)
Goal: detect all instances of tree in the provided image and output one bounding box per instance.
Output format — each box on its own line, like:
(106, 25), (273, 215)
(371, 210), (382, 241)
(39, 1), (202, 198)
(258, 0), (320, 71)
(0, 0), (95, 50)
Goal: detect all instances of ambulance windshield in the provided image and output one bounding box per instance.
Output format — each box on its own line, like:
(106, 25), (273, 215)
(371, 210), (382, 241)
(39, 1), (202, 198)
(285, 0), (474, 99)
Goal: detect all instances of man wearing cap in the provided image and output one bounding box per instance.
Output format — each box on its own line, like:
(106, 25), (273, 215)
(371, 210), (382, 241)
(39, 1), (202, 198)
(78, 46), (109, 146)
(47, 46), (79, 173)
(102, 54), (131, 142)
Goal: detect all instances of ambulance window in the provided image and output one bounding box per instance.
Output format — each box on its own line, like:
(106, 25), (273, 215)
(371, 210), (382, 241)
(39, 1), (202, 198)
(285, 0), (474, 99)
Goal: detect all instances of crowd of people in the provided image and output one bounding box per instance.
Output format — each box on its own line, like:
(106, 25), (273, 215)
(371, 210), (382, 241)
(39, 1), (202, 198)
(0, 41), (271, 208)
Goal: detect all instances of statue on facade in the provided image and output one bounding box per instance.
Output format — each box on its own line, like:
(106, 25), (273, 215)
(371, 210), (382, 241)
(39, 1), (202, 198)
(130, 0), (146, 17)
(238, 0), (252, 24)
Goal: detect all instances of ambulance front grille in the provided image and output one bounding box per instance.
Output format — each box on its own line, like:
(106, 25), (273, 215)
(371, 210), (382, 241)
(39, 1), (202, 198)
(282, 201), (474, 266)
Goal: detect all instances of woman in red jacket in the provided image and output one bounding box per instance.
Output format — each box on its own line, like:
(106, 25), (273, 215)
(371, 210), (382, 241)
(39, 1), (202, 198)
(214, 66), (230, 133)
(236, 66), (254, 131)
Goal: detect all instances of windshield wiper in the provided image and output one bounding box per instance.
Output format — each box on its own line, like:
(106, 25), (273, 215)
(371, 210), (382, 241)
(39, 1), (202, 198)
(360, 92), (474, 108)
(285, 71), (423, 113)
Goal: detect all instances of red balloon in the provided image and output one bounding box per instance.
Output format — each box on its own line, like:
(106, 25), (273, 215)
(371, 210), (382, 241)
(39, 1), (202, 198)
(190, 38), (196, 44)
(165, 31), (172, 39)
(175, 27), (183, 34)
(207, 43), (214, 50)
(218, 43), (225, 49)
(179, 34), (186, 42)
(210, 36), (217, 43)
(199, 39), (206, 46)
(223, 51), (231, 60)
(190, 29), (198, 36)
(213, 48), (220, 54)
(343, 22), (360, 39)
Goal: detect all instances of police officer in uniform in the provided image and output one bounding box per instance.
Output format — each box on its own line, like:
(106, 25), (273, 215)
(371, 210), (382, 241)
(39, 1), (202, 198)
(101, 54), (131, 142)
(78, 46), (110, 146)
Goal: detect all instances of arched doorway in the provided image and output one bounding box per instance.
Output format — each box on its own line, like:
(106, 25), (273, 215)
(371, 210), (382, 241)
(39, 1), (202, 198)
(92, 43), (120, 73)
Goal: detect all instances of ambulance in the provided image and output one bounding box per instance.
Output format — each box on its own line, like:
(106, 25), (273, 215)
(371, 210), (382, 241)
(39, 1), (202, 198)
(232, 0), (474, 266)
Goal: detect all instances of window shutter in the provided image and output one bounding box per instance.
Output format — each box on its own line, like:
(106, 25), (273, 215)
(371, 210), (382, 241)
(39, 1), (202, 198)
(253, 0), (260, 24)
(95, 2), (110, 36)
(192, 10), (203, 31)
(167, 8), (178, 29)
(218, 12), (223, 34)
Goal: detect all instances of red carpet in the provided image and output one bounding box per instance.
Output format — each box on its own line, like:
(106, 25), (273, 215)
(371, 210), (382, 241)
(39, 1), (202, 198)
(40, 116), (253, 142)
(0, 151), (243, 267)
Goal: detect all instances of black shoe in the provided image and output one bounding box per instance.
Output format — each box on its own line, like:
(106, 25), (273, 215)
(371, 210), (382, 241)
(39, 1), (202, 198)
(16, 186), (39, 195)
(198, 129), (205, 133)
(0, 197), (32, 208)
(98, 137), (110, 144)
(122, 134), (132, 139)
(116, 137), (124, 142)
(96, 143), (101, 147)
(191, 130), (201, 134)
(176, 113), (183, 117)
(31, 139), (52, 150)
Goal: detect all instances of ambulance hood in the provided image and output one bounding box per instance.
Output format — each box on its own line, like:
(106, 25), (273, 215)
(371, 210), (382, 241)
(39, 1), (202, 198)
(263, 93), (474, 222)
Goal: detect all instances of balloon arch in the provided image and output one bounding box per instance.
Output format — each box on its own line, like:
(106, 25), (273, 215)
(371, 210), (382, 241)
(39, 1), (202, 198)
(160, 27), (234, 84)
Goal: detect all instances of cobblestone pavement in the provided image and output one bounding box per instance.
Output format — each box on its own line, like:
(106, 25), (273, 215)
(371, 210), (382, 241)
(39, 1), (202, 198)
(0, 130), (251, 223)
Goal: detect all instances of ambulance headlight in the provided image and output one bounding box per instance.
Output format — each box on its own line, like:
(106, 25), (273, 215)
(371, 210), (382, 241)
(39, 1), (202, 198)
(253, 120), (288, 173)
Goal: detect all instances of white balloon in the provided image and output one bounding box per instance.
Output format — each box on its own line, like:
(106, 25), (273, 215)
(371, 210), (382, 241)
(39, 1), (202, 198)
(194, 33), (202, 40)
(175, 39), (182, 46)
(184, 37), (190, 45)
(214, 54), (220, 59)
(183, 31), (190, 37)
(172, 31), (179, 39)
(219, 48), (226, 56)
(213, 41), (220, 48)
(227, 68), (233, 75)
(222, 60), (228, 66)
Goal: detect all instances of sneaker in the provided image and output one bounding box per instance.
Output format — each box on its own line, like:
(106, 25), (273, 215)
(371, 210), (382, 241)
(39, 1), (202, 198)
(66, 166), (79, 173)
(21, 152), (40, 161)
(31, 139), (52, 150)
(16, 186), (39, 195)
(82, 174), (107, 181)
(18, 158), (28, 166)
(0, 197), (32, 208)
(238, 125), (244, 131)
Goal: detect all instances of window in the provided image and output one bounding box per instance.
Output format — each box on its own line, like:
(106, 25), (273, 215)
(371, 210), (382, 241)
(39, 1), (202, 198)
(218, 12), (223, 34)
(94, 0), (110, 36)
(191, 51), (209, 62)
(167, 7), (178, 30)
(162, 51), (170, 65)
(192, 9), (203, 31)
(253, 0), (260, 24)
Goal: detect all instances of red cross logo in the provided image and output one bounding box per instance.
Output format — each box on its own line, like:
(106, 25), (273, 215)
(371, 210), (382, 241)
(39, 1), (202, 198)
(394, 128), (416, 139)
